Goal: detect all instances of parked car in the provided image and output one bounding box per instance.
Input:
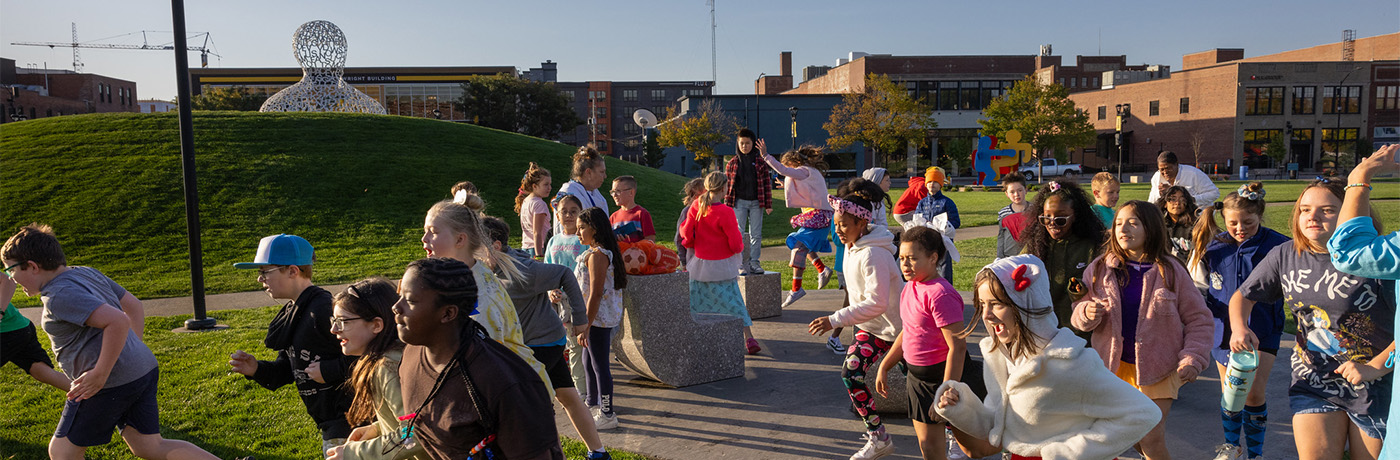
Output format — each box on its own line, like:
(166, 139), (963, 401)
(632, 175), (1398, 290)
(1019, 158), (1081, 181)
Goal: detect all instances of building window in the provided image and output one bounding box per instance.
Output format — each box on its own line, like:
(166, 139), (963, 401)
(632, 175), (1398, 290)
(1322, 128), (1359, 156)
(937, 81), (959, 111)
(588, 90), (606, 101)
(1097, 106), (1106, 120)
(1292, 86), (1315, 114)
(1069, 78), (1077, 88)
(1092, 77), (1100, 88)
(1292, 128), (1313, 142)
(1180, 97), (1190, 114)
(1149, 100), (1160, 116)
(622, 89), (637, 102)
(979, 81), (1003, 109)
(46, 109), (53, 117)
(1323, 86), (1361, 114)
(686, 89), (706, 97)
(1244, 87), (1284, 115)
(1373, 85), (1398, 111)
(650, 89), (667, 100)
(959, 81), (979, 110)
(593, 107), (607, 118)
(1056, 78), (1064, 87)
(1243, 129), (1282, 165)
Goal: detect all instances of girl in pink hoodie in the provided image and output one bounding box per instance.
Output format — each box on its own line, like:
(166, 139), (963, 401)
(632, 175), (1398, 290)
(1071, 201), (1214, 460)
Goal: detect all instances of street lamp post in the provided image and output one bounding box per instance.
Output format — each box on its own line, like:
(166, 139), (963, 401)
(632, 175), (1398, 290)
(1286, 121), (1295, 179)
(755, 73), (765, 135)
(1334, 66), (1361, 172)
(1115, 103), (1129, 182)
(789, 106), (798, 149)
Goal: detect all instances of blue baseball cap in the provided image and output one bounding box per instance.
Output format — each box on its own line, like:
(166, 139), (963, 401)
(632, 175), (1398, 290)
(233, 234), (315, 269)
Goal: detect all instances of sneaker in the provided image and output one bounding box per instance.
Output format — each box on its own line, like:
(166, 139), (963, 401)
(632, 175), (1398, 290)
(749, 260), (765, 275)
(594, 411), (619, 430)
(1211, 443), (1243, 460)
(827, 336), (847, 354)
(850, 432), (894, 460)
(781, 289), (807, 308)
(746, 338), (762, 355)
(947, 429), (970, 460)
(586, 450), (613, 460)
(818, 268), (834, 289)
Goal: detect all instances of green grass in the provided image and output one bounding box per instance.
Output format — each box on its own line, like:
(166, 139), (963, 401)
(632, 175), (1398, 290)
(1, 112), (694, 308)
(0, 307), (651, 460)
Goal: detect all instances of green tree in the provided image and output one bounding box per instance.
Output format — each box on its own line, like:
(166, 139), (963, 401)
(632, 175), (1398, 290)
(455, 74), (582, 139)
(946, 137), (976, 173)
(190, 86), (268, 111)
(642, 131), (666, 168)
(979, 76), (1096, 164)
(1263, 135), (1288, 167)
(655, 99), (739, 172)
(824, 74), (937, 167)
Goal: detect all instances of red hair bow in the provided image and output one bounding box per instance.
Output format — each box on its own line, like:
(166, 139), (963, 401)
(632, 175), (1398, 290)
(1011, 264), (1032, 291)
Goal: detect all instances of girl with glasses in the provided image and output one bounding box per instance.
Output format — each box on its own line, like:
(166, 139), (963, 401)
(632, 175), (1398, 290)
(1154, 185), (1197, 263)
(1018, 180), (1105, 336)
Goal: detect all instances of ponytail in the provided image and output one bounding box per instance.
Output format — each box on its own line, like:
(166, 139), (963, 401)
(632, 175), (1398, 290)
(514, 162), (551, 214)
(1188, 182), (1267, 268)
(696, 171), (727, 218)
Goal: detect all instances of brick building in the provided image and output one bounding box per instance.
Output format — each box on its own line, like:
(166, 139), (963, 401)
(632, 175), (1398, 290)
(554, 79), (713, 162)
(1067, 32), (1399, 174)
(1, 57), (139, 124)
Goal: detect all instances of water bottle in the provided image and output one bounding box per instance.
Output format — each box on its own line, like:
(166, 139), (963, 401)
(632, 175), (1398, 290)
(1221, 350), (1258, 412)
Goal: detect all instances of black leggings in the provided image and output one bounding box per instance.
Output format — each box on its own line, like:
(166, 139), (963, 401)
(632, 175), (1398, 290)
(584, 326), (615, 415)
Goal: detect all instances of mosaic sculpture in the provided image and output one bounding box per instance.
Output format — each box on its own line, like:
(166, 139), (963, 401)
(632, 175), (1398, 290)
(260, 20), (385, 114)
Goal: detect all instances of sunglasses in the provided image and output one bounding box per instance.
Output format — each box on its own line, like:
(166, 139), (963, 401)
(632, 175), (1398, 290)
(1039, 215), (1071, 227)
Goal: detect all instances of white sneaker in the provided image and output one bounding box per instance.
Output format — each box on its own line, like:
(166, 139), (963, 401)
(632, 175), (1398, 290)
(749, 260), (765, 275)
(781, 289), (807, 308)
(947, 429), (970, 459)
(850, 432), (894, 460)
(818, 268), (834, 289)
(1211, 443), (1243, 460)
(593, 411), (619, 430)
(827, 336), (847, 354)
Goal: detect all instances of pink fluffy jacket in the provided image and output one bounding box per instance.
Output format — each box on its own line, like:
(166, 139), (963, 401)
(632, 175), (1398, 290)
(1070, 253), (1215, 386)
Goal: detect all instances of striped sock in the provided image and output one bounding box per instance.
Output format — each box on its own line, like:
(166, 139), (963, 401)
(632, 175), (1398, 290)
(1243, 404), (1267, 458)
(1221, 408), (1243, 448)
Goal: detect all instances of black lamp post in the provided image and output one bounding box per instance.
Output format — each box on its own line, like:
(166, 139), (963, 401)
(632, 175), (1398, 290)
(1334, 66), (1361, 172)
(171, 0), (216, 330)
(755, 73), (765, 135)
(789, 106), (798, 149)
(1115, 103), (1129, 182)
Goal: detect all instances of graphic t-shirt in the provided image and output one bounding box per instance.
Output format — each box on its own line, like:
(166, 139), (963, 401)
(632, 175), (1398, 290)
(544, 233), (588, 272)
(898, 277), (964, 367)
(609, 206), (655, 243)
(1240, 241), (1396, 414)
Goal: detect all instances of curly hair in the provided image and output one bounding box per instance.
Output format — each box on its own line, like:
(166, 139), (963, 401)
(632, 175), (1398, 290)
(1019, 179), (1105, 258)
(779, 145), (829, 172)
(1154, 185), (1197, 228)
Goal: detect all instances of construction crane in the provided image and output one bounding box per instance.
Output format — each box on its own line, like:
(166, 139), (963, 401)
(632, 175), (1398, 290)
(12, 23), (221, 71)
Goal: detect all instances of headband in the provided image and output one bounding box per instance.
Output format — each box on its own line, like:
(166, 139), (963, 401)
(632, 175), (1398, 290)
(1236, 184), (1265, 201)
(828, 194), (873, 223)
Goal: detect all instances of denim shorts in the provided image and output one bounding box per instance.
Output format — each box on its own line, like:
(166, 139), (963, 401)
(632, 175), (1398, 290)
(54, 368), (160, 447)
(1290, 393), (1387, 440)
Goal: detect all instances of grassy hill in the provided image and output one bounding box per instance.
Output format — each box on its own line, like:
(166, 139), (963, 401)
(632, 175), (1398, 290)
(0, 111), (699, 306)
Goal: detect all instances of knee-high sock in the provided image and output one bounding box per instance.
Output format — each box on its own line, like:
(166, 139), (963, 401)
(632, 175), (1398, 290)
(1242, 404), (1267, 458)
(1221, 408), (1243, 447)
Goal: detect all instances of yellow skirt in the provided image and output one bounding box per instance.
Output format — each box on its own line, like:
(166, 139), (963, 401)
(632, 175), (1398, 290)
(1115, 361), (1182, 400)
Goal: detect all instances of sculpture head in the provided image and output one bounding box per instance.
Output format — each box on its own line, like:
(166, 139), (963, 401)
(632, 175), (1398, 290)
(292, 20), (348, 76)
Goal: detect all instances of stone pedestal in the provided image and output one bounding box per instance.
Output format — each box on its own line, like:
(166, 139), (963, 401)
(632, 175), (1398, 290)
(870, 353), (910, 416)
(738, 271), (781, 320)
(612, 271), (745, 387)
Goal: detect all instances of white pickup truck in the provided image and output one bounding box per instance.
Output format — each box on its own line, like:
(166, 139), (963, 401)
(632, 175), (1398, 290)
(1019, 158), (1081, 181)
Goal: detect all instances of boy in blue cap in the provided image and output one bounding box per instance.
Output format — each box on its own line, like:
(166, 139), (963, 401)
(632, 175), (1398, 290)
(227, 234), (354, 455)
(3, 224), (219, 459)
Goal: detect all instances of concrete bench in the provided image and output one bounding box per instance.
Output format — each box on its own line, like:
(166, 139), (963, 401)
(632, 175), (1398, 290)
(738, 271), (781, 320)
(611, 271), (745, 387)
(870, 353), (910, 416)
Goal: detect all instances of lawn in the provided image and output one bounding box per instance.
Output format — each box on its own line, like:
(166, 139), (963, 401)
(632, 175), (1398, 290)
(0, 307), (652, 460)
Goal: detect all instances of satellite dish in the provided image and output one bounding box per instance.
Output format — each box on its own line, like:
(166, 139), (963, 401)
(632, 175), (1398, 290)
(633, 109), (657, 128)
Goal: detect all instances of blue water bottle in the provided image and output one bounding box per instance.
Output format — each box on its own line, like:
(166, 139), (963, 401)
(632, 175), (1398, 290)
(1221, 350), (1259, 412)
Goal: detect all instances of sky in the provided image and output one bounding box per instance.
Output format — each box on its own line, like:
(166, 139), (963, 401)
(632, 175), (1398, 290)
(2, 0), (1398, 101)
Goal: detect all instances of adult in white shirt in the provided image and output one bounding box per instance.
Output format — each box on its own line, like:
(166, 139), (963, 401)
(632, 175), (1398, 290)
(1147, 151), (1220, 205)
(554, 145), (610, 230)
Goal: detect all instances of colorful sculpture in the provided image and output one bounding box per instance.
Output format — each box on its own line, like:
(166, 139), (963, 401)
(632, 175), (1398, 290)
(972, 130), (1033, 186)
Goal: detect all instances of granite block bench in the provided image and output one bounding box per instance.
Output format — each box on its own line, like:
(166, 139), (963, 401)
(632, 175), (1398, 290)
(611, 271), (745, 387)
(738, 271), (781, 320)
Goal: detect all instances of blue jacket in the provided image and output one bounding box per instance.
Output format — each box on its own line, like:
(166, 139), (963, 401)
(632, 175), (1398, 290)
(914, 192), (961, 229)
(1202, 228), (1291, 343)
(1327, 216), (1400, 456)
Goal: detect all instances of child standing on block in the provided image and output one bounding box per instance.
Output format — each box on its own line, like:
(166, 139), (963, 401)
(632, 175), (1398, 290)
(681, 172), (761, 354)
(724, 128), (774, 275)
(1072, 202), (1215, 460)
(876, 226), (986, 460)
(3, 224), (219, 460)
(229, 233), (356, 453)
(808, 182), (904, 460)
(515, 162), (553, 259)
(1089, 172), (1121, 229)
(935, 255), (1161, 460)
(608, 175), (656, 243)
(576, 207), (628, 430)
(761, 141), (835, 308)
(1, 271), (70, 391)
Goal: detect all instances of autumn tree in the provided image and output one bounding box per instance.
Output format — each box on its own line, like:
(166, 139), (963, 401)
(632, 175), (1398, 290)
(455, 74), (582, 139)
(979, 76), (1095, 164)
(824, 74), (937, 169)
(655, 99), (739, 172)
(190, 86), (268, 111)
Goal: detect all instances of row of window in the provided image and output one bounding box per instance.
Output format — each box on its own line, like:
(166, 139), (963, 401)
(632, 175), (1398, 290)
(1243, 128), (1357, 142)
(1245, 85), (1365, 115)
(1096, 98), (1191, 119)
(582, 88), (706, 103)
(903, 80), (1019, 111)
(1057, 76), (1101, 89)
(98, 83), (133, 106)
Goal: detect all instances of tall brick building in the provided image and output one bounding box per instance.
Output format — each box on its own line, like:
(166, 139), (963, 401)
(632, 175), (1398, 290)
(1068, 32), (1399, 173)
(1, 58), (139, 124)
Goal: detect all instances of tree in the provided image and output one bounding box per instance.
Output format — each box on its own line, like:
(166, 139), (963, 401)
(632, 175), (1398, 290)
(190, 86), (268, 111)
(824, 74), (937, 167)
(455, 74), (582, 139)
(1263, 135), (1287, 167)
(655, 99), (739, 172)
(980, 76), (1096, 164)
(641, 131), (665, 168)
(946, 137), (976, 174)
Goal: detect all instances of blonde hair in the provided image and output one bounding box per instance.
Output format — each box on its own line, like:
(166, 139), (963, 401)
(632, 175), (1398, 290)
(1189, 181), (1266, 269)
(695, 171), (728, 218)
(426, 201), (521, 281)
(1091, 171), (1119, 191)
(514, 162), (551, 214)
(681, 177), (704, 207)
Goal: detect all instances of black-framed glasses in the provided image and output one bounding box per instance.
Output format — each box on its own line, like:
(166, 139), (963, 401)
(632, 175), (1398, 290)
(1039, 215), (1071, 227)
(330, 316), (363, 329)
(3, 261), (25, 274)
(257, 266), (288, 277)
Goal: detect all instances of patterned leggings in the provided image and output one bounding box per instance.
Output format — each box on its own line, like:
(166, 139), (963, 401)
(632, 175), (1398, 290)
(842, 328), (894, 432)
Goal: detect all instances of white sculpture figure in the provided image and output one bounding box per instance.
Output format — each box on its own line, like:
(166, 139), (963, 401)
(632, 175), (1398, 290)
(260, 20), (385, 114)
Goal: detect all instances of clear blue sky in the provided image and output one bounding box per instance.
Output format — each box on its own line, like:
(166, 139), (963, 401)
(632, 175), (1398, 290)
(3, 0), (1397, 100)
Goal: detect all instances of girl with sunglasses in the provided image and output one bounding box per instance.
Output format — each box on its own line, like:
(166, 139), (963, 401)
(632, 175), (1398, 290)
(1019, 180), (1105, 336)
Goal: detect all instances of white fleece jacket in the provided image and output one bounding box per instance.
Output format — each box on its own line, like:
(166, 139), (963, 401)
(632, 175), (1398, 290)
(934, 328), (1161, 460)
(829, 225), (903, 341)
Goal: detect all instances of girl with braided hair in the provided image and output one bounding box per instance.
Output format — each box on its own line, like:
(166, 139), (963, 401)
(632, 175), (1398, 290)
(394, 258), (562, 460)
